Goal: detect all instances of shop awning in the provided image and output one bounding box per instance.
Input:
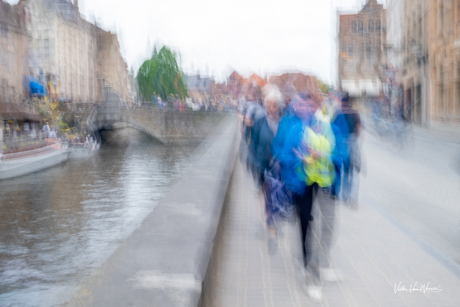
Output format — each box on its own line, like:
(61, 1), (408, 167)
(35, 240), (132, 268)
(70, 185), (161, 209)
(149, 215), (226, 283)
(24, 76), (47, 96)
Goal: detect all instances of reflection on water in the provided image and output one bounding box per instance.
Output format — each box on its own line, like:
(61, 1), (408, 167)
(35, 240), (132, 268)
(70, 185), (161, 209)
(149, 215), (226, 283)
(0, 129), (196, 306)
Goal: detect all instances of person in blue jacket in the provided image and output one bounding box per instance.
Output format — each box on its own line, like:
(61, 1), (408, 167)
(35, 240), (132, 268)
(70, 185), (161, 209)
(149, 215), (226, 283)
(271, 93), (309, 194)
(272, 92), (316, 268)
(331, 104), (350, 199)
(272, 91), (349, 301)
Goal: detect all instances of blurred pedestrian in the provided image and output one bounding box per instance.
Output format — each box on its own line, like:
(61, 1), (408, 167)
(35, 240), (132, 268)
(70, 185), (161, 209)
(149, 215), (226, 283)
(304, 92), (350, 300)
(341, 94), (362, 204)
(330, 98), (350, 199)
(23, 121), (30, 136)
(249, 87), (284, 253)
(275, 90), (340, 301)
(276, 92), (316, 267)
(42, 122), (50, 138)
(244, 86), (266, 177)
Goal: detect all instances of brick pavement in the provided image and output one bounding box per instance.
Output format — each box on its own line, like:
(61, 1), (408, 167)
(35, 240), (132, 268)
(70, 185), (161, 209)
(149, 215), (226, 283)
(209, 158), (460, 306)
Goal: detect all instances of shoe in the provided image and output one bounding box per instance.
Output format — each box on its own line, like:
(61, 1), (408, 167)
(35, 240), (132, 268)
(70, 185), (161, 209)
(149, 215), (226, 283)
(268, 237), (278, 254)
(306, 285), (323, 302)
(349, 199), (359, 211)
(321, 268), (344, 282)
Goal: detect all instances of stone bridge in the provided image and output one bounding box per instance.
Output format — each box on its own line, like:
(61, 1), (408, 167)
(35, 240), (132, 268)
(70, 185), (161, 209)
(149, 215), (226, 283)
(89, 93), (227, 144)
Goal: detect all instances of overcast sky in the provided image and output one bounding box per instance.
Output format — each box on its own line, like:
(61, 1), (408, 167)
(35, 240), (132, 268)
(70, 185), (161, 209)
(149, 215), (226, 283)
(8, 0), (386, 85)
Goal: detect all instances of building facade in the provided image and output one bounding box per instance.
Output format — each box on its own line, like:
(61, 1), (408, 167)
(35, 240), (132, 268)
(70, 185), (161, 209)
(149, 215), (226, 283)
(399, 0), (426, 125)
(425, 0), (460, 124)
(392, 0), (460, 125)
(338, 0), (386, 97)
(268, 72), (316, 94)
(96, 27), (129, 102)
(25, 0), (97, 102)
(386, 0), (404, 71)
(0, 0), (29, 104)
(2, 0), (130, 105)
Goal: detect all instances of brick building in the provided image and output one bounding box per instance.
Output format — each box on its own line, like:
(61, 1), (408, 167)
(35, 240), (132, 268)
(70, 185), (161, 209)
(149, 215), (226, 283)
(338, 0), (386, 97)
(268, 72), (316, 93)
(226, 71), (244, 96)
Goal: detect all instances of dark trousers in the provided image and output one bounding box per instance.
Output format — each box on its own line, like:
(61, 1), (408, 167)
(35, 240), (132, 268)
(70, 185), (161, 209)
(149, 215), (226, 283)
(262, 173), (275, 227)
(293, 183), (318, 267)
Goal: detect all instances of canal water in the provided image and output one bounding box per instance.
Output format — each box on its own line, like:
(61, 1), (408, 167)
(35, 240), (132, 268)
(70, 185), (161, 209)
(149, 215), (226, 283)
(0, 129), (197, 306)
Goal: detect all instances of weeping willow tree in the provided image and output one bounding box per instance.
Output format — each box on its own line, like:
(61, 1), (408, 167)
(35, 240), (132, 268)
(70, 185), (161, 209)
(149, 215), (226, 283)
(137, 46), (187, 101)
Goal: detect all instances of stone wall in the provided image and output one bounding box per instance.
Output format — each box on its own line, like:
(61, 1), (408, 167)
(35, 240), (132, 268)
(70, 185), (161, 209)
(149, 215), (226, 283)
(123, 108), (228, 144)
(85, 92), (230, 144)
(64, 115), (239, 307)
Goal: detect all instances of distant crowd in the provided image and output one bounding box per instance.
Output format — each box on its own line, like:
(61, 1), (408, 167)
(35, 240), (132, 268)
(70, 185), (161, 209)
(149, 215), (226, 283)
(140, 93), (236, 112)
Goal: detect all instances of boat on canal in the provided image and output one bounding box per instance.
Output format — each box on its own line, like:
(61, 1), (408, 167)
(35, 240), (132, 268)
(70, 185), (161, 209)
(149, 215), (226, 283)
(67, 142), (100, 159)
(0, 143), (69, 180)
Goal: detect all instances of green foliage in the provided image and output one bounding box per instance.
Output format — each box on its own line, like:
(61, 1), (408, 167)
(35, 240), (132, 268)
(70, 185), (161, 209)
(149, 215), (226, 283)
(33, 99), (73, 133)
(318, 79), (334, 94)
(137, 46), (187, 101)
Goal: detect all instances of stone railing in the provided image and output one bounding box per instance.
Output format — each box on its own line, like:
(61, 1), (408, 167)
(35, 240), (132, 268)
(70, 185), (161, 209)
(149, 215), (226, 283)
(65, 115), (239, 307)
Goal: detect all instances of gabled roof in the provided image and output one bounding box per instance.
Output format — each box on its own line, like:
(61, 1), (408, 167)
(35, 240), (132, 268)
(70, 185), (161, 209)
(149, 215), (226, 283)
(228, 71), (244, 81)
(247, 74), (267, 87)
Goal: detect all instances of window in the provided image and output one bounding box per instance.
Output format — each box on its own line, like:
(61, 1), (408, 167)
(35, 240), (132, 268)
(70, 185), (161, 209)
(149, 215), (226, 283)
(418, 9), (422, 42)
(457, 62), (460, 79)
(439, 66), (445, 117)
(457, 63), (460, 115)
(352, 21), (357, 33)
(0, 24), (7, 38)
(348, 44), (354, 58)
(366, 43), (372, 61)
(376, 21), (381, 31)
(458, 0), (460, 23)
(341, 42), (348, 58)
(8, 52), (14, 72)
(457, 79), (460, 115)
(0, 45), (6, 66)
(369, 21), (374, 32)
(2, 79), (7, 99)
(358, 22), (363, 32)
(439, 2), (444, 34)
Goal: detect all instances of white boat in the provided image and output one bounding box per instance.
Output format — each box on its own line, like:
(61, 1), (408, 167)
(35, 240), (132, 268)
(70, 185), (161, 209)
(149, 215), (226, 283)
(0, 145), (70, 180)
(67, 143), (100, 159)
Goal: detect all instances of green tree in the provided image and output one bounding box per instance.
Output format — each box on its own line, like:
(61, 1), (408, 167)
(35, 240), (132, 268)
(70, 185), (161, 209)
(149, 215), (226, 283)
(318, 79), (333, 94)
(137, 46), (186, 101)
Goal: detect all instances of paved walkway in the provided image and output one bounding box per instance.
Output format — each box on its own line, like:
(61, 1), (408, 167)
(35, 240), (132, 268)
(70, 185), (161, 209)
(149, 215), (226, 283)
(209, 158), (460, 306)
(361, 111), (460, 143)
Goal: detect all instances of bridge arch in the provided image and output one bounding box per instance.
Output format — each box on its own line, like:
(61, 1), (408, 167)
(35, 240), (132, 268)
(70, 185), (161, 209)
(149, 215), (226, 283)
(91, 93), (228, 144)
